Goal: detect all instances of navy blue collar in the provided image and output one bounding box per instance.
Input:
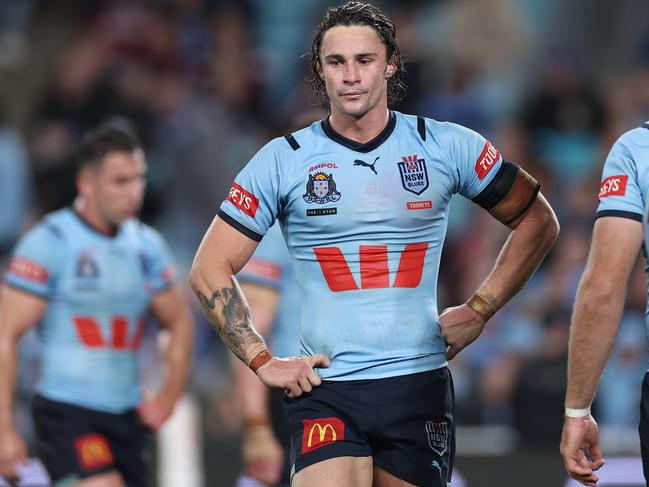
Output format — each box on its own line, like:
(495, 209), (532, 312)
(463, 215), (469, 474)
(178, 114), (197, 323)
(321, 111), (396, 153)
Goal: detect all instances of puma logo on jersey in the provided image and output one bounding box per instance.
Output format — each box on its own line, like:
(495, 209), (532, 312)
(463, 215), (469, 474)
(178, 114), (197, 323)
(354, 157), (379, 175)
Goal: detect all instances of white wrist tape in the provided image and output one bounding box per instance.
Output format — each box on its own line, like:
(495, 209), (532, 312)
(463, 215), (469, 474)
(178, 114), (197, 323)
(565, 407), (591, 418)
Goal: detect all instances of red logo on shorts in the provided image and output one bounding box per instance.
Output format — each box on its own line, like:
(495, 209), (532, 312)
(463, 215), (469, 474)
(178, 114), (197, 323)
(407, 200), (432, 210)
(598, 175), (628, 199)
(74, 434), (114, 470)
(226, 183), (260, 218)
(7, 257), (48, 284)
(475, 141), (500, 180)
(301, 417), (345, 454)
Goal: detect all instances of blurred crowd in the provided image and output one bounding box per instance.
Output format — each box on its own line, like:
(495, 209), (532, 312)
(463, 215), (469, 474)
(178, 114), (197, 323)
(2, 0), (649, 471)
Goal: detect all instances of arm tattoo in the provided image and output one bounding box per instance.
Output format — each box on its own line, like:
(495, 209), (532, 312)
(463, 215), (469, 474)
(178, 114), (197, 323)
(196, 290), (220, 310)
(194, 277), (265, 363)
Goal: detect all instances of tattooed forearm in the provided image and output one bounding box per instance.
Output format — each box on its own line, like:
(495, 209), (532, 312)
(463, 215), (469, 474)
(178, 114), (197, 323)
(195, 290), (220, 310)
(194, 277), (266, 364)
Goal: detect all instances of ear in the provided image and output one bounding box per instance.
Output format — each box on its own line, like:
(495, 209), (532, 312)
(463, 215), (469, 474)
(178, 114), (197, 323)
(76, 167), (92, 197)
(316, 61), (324, 79)
(385, 62), (397, 79)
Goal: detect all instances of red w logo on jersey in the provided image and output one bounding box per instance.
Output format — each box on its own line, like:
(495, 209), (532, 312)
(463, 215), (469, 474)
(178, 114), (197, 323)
(598, 175), (628, 199)
(313, 243), (428, 292)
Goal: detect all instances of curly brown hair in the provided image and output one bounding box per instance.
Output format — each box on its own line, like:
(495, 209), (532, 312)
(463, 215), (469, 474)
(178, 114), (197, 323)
(308, 2), (406, 108)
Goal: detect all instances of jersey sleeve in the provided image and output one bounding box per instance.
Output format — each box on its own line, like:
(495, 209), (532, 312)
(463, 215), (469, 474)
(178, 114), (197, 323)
(218, 139), (286, 241)
(434, 121), (504, 199)
(142, 227), (177, 294)
(4, 223), (64, 298)
(596, 131), (645, 221)
(237, 223), (288, 289)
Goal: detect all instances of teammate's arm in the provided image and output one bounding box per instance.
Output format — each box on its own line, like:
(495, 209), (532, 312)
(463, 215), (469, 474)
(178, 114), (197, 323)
(138, 284), (194, 431)
(441, 183), (559, 359)
(189, 217), (328, 396)
(234, 282), (283, 485)
(0, 285), (47, 481)
(560, 216), (642, 486)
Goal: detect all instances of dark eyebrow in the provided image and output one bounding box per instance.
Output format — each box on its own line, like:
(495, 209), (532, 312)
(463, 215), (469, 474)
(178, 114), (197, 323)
(323, 52), (378, 61)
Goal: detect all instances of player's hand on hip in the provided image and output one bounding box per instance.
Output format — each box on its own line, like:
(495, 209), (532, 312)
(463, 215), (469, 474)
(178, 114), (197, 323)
(137, 390), (177, 431)
(560, 415), (604, 486)
(439, 304), (486, 360)
(243, 424), (284, 485)
(0, 428), (28, 483)
(257, 354), (330, 397)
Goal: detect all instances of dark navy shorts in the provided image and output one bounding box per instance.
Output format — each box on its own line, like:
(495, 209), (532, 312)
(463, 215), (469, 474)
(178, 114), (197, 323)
(639, 372), (649, 482)
(283, 367), (455, 487)
(31, 394), (154, 487)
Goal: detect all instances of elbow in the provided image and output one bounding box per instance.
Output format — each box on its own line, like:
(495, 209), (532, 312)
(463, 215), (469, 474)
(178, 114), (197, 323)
(187, 261), (203, 294)
(529, 201), (560, 250)
(544, 209), (560, 247)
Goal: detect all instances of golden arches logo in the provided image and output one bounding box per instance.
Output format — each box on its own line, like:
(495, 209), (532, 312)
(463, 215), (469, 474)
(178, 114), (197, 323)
(75, 434), (113, 469)
(307, 422), (337, 448)
(82, 440), (110, 464)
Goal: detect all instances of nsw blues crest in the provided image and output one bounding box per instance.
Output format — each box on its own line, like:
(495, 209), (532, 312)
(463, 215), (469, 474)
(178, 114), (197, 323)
(303, 172), (341, 204)
(425, 418), (448, 456)
(398, 155), (429, 195)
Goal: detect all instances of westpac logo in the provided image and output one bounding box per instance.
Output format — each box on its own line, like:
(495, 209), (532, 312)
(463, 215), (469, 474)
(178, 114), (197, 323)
(301, 417), (345, 454)
(313, 243), (428, 292)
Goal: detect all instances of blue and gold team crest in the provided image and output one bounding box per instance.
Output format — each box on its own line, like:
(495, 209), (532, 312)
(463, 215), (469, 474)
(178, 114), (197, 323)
(303, 172), (341, 204)
(398, 155), (429, 195)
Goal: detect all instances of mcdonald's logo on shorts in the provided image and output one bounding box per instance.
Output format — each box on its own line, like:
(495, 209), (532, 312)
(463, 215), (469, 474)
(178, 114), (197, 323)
(301, 417), (345, 454)
(74, 433), (114, 470)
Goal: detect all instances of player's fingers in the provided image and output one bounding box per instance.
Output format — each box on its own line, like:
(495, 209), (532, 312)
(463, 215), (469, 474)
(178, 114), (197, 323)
(588, 445), (604, 471)
(297, 376), (313, 393)
(286, 382), (302, 398)
(565, 455), (593, 478)
(304, 354), (330, 369)
(446, 344), (460, 360)
(305, 366), (322, 387)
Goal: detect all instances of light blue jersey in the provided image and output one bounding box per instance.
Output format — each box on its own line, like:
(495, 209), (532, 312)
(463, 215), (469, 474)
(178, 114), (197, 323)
(596, 122), (649, 357)
(219, 111), (503, 380)
(237, 222), (300, 358)
(5, 208), (175, 412)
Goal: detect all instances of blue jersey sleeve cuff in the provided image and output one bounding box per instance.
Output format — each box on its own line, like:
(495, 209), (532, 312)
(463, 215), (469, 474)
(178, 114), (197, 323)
(217, 209), (263, 242)
(3, 279), (50, 300)
(595, 210), (643, 222)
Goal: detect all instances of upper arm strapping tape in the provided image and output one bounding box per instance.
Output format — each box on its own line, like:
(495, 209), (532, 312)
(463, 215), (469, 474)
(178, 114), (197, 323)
(472, 161), (540, 225)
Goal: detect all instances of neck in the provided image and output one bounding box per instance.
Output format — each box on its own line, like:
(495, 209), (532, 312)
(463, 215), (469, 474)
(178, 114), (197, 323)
(73, 196), (118, 236)
(328, 106), (390, 143)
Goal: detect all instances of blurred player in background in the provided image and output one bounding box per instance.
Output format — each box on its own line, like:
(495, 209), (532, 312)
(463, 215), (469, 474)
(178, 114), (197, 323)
(0, 125), (193, 487)
(234, 222), (297, 487)
(561, 122), (649, 486)
(190, 2), (559, 486)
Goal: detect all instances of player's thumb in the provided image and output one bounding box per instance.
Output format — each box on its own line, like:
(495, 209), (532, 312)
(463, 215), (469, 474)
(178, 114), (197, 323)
(589, 445), (605, 471)
(306, 354), (330, 369)
(446, 344), (460, 361)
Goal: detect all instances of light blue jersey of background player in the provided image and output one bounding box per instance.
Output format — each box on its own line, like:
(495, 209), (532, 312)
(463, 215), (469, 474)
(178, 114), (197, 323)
(596, 122), (649, 350)
(4, 207), (176, 412)
(219, 111), (504, 380)
(237, 222), (299, 358)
